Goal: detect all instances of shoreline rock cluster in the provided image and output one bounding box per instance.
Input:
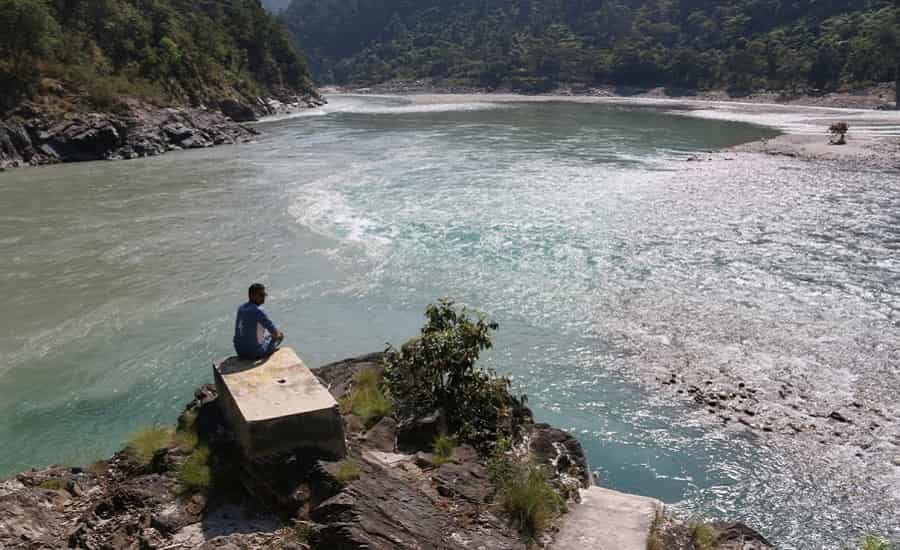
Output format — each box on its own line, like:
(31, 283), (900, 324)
(0, 93), (326, 171)
(0, 352), (773, 550)
(0, 353), (591, 549)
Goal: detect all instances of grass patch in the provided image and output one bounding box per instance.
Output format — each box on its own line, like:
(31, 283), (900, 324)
(173, 429), (199, 453)
(691, 522), (719, 550)
(38, 478), (67, 490)
(647, 510), (665, 550)
(339, 368), (393, 428)
(177, 446), (211, 493)
(432, 435), (457, 467)
(334, 459), (361, 484)
(862, 535), (893, 550)
(492, 457), (566, 538)
(86, 460), (108, 476)
(126, 426), (175, 465)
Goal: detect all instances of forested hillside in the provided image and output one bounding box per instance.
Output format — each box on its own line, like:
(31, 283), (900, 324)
(0, 0), (315, 112)
(283, 0), (899, 95)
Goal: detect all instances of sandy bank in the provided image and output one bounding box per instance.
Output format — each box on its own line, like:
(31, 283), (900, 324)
(731, 132), (900, 169)
(396, 92), (900, 168)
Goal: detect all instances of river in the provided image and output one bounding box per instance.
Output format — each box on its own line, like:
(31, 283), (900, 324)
(1, 95), (898, 547)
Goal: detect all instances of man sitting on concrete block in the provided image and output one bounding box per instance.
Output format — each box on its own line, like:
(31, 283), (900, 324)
(233, 283), (285, 360)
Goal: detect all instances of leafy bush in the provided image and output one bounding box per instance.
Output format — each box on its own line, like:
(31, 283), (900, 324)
(335, 459), (361, 483)
(384, 300), (526, 449)
(829, 122), (850, 145)
(861, 535), (893, 550)
(691, 522), (719, 550)
(177, 446), (211, 493)
(126, 426), (175, 465)
(339, 368), (393, 428)
(432, 435), (457, 467)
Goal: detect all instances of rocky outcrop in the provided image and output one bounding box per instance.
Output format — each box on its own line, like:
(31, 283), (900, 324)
(0, 99), (258, 170)
(0, 92), (328, 171)
(0, 352), (774, 550)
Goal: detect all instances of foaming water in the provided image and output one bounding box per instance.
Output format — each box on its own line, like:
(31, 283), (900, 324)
(1, 96), (898, 547)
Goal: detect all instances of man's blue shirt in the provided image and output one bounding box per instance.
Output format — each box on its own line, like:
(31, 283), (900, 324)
(233, 302), (278, 358)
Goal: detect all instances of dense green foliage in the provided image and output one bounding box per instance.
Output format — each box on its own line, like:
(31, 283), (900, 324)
(384, 300), (526, 449)
(283, 0), (899, 95)
(0, 0), (313, 111)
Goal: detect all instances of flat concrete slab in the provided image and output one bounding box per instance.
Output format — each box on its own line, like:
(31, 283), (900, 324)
(214, 347), (347, 459)
(552, 486), (662, 550)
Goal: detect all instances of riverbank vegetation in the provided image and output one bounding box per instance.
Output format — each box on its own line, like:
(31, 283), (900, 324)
(282, 0), (899, 100)
(0, 0), (315, 113)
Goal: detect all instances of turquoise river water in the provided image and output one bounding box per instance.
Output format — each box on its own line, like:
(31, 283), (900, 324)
(1, 95), (898, 548)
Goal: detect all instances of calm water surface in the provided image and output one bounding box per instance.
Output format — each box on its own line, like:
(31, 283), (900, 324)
(1, 96), (898, 547)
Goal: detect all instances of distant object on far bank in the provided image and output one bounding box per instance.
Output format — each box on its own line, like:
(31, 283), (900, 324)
(829, 122), (850, 145)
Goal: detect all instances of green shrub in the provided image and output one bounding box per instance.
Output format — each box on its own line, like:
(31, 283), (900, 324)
(384, 300), (526, 449)
(126, 426), (174, 465)
(861, 535), (893, 550)
(691, 522), (719, 550)
(495, 459), (566, 538)
(38, 478), (67, 490)
(335, 459), (361, 483)
(340, 368), (393, 428)
(432, 435), (457, 467)
(177, 446), (211, 493)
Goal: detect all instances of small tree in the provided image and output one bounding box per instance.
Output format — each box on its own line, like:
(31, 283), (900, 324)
(384, 300), (527, 448)
(829, 122), (849, 145)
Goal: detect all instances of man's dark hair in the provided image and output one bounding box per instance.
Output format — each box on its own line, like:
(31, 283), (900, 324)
(248, 283), (265, 297)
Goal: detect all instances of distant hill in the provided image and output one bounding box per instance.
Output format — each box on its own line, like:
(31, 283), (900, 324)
(261, 0), (292, 14)
(282, 0), (899, 96)
(0, 0), (316, 113)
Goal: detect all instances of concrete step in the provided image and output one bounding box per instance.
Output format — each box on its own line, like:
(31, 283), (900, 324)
(552, 486), (662, 550)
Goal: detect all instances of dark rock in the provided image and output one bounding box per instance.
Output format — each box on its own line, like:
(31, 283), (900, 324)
(714, 521), (775, 549)
(529, 424), (592, 489)
(362, 416), (397, 452)
(432, 446), (492, 503)
(1, 98), (261, 171)
(310, 460), (524, 550)
(219, 98), (258, 122)
(397, 410), (447, 453)
(829, 411), (851, 423)
(314, 353), (385, 401)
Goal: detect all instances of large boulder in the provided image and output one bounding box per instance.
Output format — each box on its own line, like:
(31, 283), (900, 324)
(529, 423), (592, 496)
(218, 99), (257, 122)
(396, 409), (447, 453)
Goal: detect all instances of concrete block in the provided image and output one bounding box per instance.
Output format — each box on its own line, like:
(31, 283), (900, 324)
(213, 347), (347, 459)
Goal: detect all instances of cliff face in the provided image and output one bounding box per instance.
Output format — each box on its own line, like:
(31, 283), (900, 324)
(0, 353), (592, 550)
(0, 94), (325, 171)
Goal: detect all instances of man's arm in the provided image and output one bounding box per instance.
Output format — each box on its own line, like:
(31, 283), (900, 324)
(255, 307), (280, 336)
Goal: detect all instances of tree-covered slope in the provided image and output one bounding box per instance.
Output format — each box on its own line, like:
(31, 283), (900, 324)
(0, 0), (316, 112)
(283, 0), (899, 95)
